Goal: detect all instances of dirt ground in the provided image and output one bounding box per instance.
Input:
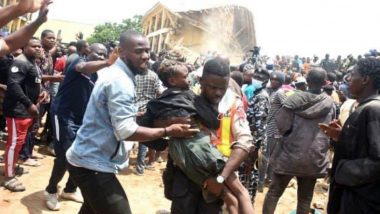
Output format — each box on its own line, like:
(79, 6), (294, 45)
(0, 144), (328, 214)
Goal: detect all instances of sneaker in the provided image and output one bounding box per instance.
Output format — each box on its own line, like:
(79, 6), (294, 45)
(132, 168), (144, 176)
(3, 178), (25, 192)
(18, 158), (41, 167)
(44, 191), (60, 211)
(60, 191), (84, 203)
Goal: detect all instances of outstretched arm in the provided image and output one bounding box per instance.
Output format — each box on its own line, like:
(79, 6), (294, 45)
(0, 0), (51, 56)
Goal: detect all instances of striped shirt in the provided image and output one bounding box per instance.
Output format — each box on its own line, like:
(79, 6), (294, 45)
(266, 88), (286, 138)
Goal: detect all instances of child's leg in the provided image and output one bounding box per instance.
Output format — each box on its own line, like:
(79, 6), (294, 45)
(225, 172), (255, 214)
(224, 188), (239, 214)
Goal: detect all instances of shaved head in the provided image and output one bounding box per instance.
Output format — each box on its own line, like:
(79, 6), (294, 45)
(119, 30), (145, 48)
(118, 30), (150, 74)
(307, 67), (327, 88)
(87, 43), (107, 61)
(89, 43), (106, 53)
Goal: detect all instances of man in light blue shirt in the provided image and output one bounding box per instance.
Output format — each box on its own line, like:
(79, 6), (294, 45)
(66, 30), (197, 214)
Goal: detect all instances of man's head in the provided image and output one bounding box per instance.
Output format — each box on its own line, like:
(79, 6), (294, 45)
(157, 59), (189, 89)
(119, 30), (150, 75)
(348, 58), (380, 98)
(306, 67), (327, 90)
(325, 54), (330, 60)
(253, 69), (270, 83)
(200, 57), (230, 105)
(23, 37), (42, 60)
(243, 64), (254, 85)
(87, 43), (108, 62)
(270, 71), (285, 89)
(67, 45), (77, 56)
(231, 71), (244, 87)
(294, 76), (307, 91)
(76, 40), (90, 56)
(40, 29), (56, 50)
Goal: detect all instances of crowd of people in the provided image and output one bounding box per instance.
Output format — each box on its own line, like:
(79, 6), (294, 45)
(1, 1), (380, 214)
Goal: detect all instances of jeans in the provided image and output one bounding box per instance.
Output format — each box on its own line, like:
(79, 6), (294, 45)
(258, 137), (281, 186)
(45, 115), (78, 194)
(136, 143), (148, 173)
(263, 173), (316, 214)
(67, 163), (132, 214)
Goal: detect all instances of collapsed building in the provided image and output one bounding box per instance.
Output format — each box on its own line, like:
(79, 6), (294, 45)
(142, 2), (257, 63)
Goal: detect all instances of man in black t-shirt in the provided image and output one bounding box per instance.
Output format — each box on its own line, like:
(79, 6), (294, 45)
(3, 38), (49, 192)
(43, 42), (117, 211)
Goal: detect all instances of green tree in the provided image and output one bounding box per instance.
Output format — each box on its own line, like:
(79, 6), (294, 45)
(87, 15), (142, 44)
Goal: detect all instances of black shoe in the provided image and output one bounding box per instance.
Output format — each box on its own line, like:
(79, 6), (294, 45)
(15, 165), (29, 176)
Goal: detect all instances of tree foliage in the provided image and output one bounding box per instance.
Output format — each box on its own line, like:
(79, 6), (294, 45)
(87, 15), (142, 44)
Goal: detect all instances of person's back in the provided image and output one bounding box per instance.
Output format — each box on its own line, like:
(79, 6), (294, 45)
(263, 67), (335, 214)
(274, 90), (335, 176)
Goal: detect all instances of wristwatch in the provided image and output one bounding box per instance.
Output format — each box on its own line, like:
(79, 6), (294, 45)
(216, 175), (225, 184)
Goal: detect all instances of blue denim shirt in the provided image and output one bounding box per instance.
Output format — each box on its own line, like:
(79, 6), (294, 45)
(66, 58), (139, 173)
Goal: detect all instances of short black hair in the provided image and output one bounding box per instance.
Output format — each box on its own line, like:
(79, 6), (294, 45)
(239, 62), (247, 72)
(231, 71), (244, 87)
(357, 58), (380, 90)
(285, 74), (292, 84)
(202, 57), (230, 78)
(76, 40), (87, 52)
(157, 59), (186, 88)
(68, 41), (77, 47)
(327, 72), (337, 82)
(119, 30), (144, 46)
(41, 29), (54, 39)
(23, 37), (40, 50)
(307, 67), (327, 87)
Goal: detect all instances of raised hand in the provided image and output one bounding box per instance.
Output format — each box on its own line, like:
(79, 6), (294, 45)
(35, 0), (51, 24)
(18, 0), (53, 13)
(107, 48), (119, 66)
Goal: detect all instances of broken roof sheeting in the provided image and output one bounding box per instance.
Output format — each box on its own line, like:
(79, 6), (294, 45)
(177, 5), (256, 53)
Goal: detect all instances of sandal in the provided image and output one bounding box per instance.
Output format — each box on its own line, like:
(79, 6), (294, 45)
(3, 178), (26, 192)
(19, 158), (41, 167)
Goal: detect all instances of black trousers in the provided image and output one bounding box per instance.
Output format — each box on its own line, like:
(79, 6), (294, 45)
(67, 164), (132, 214)
(45, 114), (77, 194)
(262, 173), (316, 214)
(167, 157), (223, 214)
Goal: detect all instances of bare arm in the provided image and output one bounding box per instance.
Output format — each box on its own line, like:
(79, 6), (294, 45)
(127, 124), (198, 142)
(0, 0), (51, 27)
(75, 49), (119, 74)
(42, 74), (64, 82)
(0, 4), (24, 27)
(220, 147), (248, 178)
(0, 0), (51, 56)
(75, 60), (110, 75)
